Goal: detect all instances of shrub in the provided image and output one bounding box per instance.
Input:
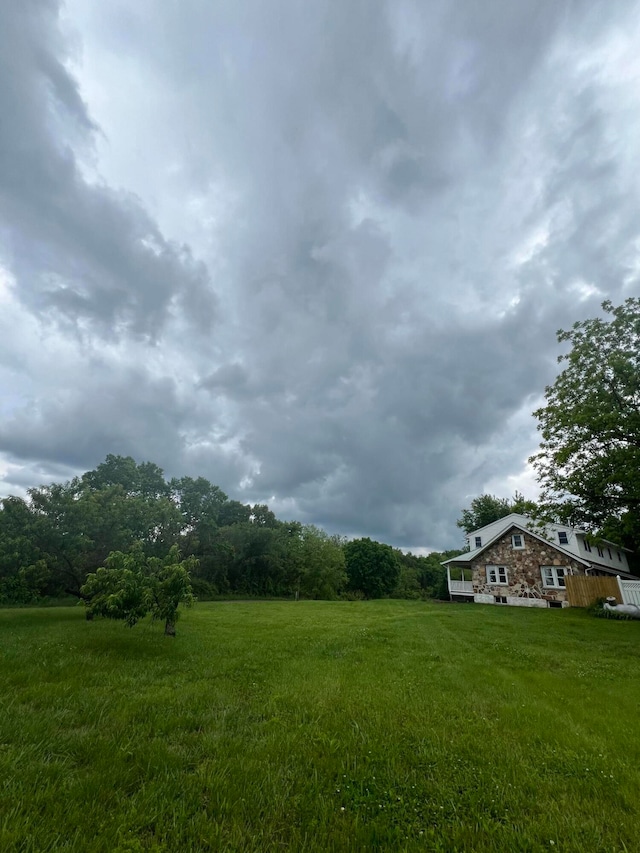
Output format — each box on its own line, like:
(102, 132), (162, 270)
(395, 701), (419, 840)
(587, 597), (632, 620)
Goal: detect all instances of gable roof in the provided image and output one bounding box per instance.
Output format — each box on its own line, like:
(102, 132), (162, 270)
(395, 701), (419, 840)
(465, 513), (633, 554)
(442, 522), (592, 567)
(466, 513), (541, 539)
(443, 521), (637, 579)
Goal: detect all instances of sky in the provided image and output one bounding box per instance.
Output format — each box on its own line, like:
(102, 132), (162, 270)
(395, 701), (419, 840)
(1, 1), (639, 552)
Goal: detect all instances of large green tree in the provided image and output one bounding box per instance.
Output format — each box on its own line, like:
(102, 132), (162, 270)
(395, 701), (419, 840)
(456, 492), (536, 537)
(0, 496), (50, 602)
(25, 459), (182, 596)
(391, 549), (462, 599)
(81, 455), (169, 500)
(169, 476), (230, 585)
(530, 298), (640, 552)
(344, 537), (400, 599)
(217, 521), (294, 596)
(296, 525), (347, 600)
(456, 494), (511, 535)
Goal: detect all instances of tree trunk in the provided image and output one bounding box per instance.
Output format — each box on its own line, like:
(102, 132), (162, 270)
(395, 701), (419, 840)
(164, 619), (176, 636)
(65, 588), (89, 601)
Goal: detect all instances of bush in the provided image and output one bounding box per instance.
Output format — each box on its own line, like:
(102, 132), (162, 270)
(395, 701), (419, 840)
(587, 597), (632, 620)
(390, 564), (422, 599)
(341, 589), (366, 601)
(190, 577), (218, 600)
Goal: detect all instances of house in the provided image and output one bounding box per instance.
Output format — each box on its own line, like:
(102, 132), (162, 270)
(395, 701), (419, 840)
(442, 513), (636, 608)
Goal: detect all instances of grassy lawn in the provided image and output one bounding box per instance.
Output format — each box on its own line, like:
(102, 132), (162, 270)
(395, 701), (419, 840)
(1, 600), (639, 852)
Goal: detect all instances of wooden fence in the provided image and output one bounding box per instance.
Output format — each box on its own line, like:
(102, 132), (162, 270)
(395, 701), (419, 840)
(565, 575), (620, 608)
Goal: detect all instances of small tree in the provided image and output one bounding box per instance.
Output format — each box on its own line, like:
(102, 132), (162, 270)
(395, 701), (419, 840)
(150, 550), (197, 635)
(81, 544), (196, 636)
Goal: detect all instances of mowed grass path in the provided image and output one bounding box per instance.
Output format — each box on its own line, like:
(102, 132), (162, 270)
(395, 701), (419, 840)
(1, 601), (639, 852)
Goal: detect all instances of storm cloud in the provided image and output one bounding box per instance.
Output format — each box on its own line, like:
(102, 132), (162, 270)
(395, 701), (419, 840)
(1, 0), (639, 550)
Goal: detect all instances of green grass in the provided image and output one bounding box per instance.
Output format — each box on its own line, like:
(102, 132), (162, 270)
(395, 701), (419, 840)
(1, 601), (639, 852)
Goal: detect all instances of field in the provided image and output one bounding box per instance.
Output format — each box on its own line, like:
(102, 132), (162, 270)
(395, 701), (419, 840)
(1, 600), (639, 852)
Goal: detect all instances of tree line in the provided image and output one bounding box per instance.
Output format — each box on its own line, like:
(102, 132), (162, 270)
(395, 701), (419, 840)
(0, 454), (455, 605)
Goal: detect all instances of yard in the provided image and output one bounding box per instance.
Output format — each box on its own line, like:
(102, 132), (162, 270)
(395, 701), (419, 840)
(1, 600), (639, 851)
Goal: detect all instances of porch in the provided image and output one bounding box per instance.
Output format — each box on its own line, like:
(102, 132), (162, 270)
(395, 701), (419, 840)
(447, 566), (473, 597)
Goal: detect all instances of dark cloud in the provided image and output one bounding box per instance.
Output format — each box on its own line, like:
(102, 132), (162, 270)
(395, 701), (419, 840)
(0, 0), (217, 340)
(1, 0), (639, 550)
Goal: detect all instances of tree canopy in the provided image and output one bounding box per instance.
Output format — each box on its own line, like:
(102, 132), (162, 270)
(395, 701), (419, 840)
(456, 494), (511, 535)
(344, 537), (400, 599)
(456, 492), (536, 537)
(530, 298), (640, 552)
(0, 455), (447, 605)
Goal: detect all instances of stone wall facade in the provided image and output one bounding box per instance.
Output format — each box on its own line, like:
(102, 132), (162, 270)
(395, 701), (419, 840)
(470, 528), (586, 606)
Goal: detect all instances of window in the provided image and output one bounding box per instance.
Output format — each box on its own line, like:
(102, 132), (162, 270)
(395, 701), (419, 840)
(494, 595), (507, 604)
(558, 531), (569, 545)
(511, 533), (524, 549)
(541, 566), (566, 588)
(474, 536), (482, 548)
(607, 548), (612, 559)
(597, 546), (604, 558)
(583, 539), (592, 553)
(548, 600), (563, 609)
(486, 565), (508, 585)
(617, 551), (622, 562)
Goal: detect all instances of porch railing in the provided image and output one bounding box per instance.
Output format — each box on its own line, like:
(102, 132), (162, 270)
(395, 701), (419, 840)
(449, 580), (473, 594)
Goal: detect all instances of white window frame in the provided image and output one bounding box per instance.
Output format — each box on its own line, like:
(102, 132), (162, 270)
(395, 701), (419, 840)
(541, 566), (567, 588)
(474, 536), (482, 548)
(558, 531), (569, 545)
(486, 565), (508, 585)
(511, 533), (525, 550)
(583, 539), (592, 553)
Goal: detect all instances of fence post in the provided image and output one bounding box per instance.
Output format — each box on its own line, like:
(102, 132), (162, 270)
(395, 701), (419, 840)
(617, 575), (626, 605)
